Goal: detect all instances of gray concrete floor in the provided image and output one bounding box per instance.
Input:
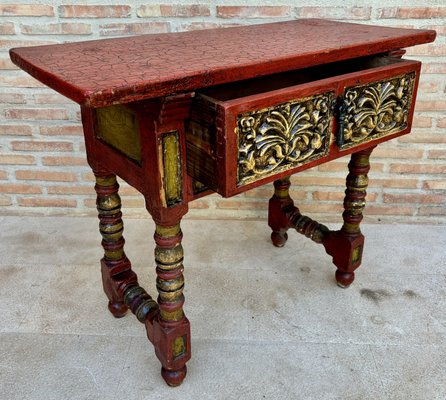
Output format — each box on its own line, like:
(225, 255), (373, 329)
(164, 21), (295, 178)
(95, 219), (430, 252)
(0, 216), (445, 400)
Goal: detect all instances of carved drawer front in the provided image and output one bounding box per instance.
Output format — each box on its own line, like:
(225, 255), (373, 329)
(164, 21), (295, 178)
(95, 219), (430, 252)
(186, 56), (421, 197)
(337, 70), (418, 150)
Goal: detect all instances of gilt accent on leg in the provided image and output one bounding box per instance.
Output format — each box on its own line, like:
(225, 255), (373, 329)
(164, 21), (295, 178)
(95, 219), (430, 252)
(151, 223), (191, 387)
(95, 174), (137, 317)
(322, 147), (374, 288)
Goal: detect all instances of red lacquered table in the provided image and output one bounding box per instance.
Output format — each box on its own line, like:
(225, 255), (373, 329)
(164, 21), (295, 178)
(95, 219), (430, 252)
(10, 19), (436, 386)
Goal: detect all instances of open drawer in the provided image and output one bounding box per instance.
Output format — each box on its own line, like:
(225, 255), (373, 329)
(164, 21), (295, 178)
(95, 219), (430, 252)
(185, 56), (421, 197)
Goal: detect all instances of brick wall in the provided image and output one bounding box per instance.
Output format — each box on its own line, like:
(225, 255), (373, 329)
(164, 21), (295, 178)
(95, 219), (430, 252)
(0, 1), (445, 222)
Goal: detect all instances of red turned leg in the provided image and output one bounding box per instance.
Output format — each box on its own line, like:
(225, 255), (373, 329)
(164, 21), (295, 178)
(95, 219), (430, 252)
(94, 173), (137, 317)
(268, 176), (294, 247)
(322, 147), (375, 288)
(150, 222), (190, 387)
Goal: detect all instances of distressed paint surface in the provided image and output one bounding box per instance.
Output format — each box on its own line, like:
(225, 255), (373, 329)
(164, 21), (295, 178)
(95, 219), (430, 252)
(9, 19), (435, 107)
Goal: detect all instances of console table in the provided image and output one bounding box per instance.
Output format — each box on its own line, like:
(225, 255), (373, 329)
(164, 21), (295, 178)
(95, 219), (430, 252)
(10, 19), (436, 386)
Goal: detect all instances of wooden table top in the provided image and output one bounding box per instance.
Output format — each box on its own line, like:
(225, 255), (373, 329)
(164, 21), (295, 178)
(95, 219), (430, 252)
(9, 19), (435, 108)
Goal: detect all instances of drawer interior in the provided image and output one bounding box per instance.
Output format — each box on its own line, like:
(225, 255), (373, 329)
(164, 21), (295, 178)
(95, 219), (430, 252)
(199, 56), (407, 102)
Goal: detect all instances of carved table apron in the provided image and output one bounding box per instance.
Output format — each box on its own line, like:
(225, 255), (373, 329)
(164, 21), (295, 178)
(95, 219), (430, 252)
(9, 19), (436, 386)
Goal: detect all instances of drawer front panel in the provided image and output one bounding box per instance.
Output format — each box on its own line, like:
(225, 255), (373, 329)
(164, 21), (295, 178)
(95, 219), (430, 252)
(237, 91), (334, 186)
(339, 72), (416, 150)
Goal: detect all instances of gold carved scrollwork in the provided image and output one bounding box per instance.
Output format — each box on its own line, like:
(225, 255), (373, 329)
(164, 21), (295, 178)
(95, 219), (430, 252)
(237, 92), (334, 186)
(340, 72), (415, 148)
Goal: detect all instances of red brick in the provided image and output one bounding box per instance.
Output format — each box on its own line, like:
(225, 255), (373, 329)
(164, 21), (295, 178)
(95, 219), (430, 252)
(48, 186), (93, 195)
(0, 58), (19, 70)
(0, 170), (7, 180)
(0, 40), (56, 50)
(298, 7), (371, 20)
(100, 22), (170, 36)
(215, 199), (268, 210)
(11, 140), (73, 152)
(424, 25), (446, 36)
(16, 170), (77, 182)
(390, 164), (446, 174)
(422, 63), (446, 74)
(417, 81), (441, 94)
(59, 5), (131, 18)
(21, 23), (91, 35)
(0, 93), (26, 104)
(243, 187), (306, 200)
(0, 195), (12, 206)
(317, 161), (348, 172)
(373, 147), (423, 159)
(0, 124), (32, 136)
(422, 180), (446, 190)
(418, 206), (446, 216)
(42, 156), (88, 166)
(411, 115), (432, 128)
(0, 184), (41, 194)
(290, 176), (346, 187)
(369, 178), (418, 189)
(313, 191), (377, 202)
(0, 154), (35, 165)
(427, 150), (446, 160)
(0, 22), (15, 34)
(18, 197), (77, 208)
(178, 22), (242, 31)
(217, 6), (291, 18)
(384, 193), (446, 204)
(137, 5), (210, 17)
(0, 75), (45, 88)
(40, 125), (83, 136)
(5, 108), (69, 120)
(406, 44), (446, 56)
(297, 203), (344, 215)
(379, 7), (446, 19)
(415, 100), (446, 112)
(0, 4), (54, 16)
(33, 94), (72, 105)
(365, 205), (414, 216)
(398, 133), (446, 144)
(437, 118), (446, 129)
(189, 200), (209, 209)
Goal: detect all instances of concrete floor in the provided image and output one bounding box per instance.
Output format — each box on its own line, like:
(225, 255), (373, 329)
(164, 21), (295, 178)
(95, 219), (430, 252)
(0, 216), (445, 400)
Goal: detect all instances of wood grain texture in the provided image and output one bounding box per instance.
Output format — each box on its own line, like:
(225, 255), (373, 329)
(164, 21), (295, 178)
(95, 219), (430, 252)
(9, 19), (435, 107)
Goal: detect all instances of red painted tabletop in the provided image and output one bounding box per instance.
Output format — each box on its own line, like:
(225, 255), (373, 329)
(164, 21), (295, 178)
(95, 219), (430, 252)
(10, 19), (435, 108)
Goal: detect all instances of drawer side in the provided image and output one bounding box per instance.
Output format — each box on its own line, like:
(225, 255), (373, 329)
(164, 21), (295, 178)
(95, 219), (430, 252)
(185, 95), (219, 191)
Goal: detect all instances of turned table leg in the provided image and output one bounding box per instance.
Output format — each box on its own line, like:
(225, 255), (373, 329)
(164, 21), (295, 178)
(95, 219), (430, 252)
(94, 172), (137, 317)
(323, 147), (375, 287)
(148, 221), (190, 387)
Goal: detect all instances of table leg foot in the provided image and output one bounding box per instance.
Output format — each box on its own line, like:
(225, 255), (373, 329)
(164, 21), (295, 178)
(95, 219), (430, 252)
(108, 300), (128, 318)
(335, 270), (355, 288)
(271, 231), (288, 247)
(161, 366), (187, 387)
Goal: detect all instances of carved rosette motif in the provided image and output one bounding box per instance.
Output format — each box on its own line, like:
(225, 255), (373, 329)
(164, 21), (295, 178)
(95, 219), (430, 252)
(340, 72), (416, 148)
(237, 92), (334, 186)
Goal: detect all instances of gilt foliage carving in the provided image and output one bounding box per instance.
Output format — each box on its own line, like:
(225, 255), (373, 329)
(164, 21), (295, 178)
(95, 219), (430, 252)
(341, 72), (415, 148)
(237, 93), (333, 185)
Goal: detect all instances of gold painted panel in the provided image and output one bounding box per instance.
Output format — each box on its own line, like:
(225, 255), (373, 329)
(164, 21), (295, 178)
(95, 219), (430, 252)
(96, 104), (141, 162)
(339, 72), (416, 149)
(237, 92), (334, 186)
(162, 131), (183, 207)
